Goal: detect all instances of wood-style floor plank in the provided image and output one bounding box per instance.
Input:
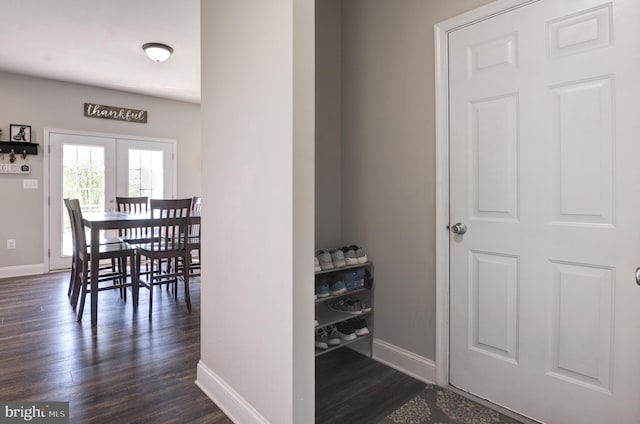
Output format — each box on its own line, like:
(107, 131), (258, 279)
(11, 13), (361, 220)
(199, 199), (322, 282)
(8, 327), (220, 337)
(316, 348), (426, 424)
(0, 272), (232, 424)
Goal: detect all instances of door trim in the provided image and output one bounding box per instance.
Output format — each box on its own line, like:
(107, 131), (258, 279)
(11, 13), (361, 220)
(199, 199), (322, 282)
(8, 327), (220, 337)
(43, 128), (177, 273)
(433, 0), (539, 387)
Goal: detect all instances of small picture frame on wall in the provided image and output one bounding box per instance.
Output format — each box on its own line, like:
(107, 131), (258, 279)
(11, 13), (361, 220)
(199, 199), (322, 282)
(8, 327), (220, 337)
(10, 124), (31, 143)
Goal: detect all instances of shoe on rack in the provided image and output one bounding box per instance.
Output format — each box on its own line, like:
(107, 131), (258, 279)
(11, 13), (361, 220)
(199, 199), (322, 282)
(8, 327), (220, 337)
(342, 246), (358, 266)
(316, 283), (330, 298)
(314, 256), (322, 273)
(329, 280), (347, 296)
(350, 317), (370, 336)
(317, 249), (334, 270)
(350, 245), (369, 264)
(315, 327), (329, 349)
(328, 297), (367, 315)
(335, 321), (357, 341)
(330, 248), (347, 268)
(358, 299), (371, 313)
(327, 325), (341, 346)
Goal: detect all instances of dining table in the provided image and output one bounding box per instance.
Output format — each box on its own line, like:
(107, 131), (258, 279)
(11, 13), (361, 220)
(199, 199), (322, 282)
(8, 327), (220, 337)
(81, 210), (201, 327)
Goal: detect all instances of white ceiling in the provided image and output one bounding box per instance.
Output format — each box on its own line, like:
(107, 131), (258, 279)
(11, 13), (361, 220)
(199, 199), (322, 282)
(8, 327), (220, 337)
(0, 0), (200, 103)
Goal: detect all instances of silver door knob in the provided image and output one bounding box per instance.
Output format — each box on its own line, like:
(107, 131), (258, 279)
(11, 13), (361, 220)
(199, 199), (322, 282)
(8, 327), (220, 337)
(451, 222), (467, 235)
(635, 267), (640, 286)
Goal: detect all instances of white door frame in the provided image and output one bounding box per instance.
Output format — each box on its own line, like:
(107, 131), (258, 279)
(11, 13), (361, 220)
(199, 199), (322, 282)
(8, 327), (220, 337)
(43, 128), (178, 273)
(433, 0), (539, 387)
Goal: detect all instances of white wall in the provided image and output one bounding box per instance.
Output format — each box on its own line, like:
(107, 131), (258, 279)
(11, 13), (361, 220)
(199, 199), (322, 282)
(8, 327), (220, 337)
(0, 71), (200, 270)
(340, 0), (494, 361)
(198, 1), (314, 423)
(315, 0), (342, 249)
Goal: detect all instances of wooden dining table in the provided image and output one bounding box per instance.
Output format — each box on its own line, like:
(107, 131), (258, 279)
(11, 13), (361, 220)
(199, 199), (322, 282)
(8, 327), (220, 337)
(81, 210), (201, 327)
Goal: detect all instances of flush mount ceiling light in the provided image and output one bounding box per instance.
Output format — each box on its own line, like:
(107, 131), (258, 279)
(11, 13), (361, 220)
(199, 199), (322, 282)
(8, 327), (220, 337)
(142, 43), (173, 62)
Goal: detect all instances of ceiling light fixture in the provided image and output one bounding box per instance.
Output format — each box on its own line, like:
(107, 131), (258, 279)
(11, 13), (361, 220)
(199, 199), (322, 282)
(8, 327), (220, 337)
(142, 43), (174, 62)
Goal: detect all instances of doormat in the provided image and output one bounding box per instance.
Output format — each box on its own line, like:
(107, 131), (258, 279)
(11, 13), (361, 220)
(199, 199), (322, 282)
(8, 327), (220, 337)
(378, 384), (524, 424)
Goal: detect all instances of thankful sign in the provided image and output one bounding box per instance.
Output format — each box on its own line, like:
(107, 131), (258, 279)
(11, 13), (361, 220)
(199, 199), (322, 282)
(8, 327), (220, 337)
(84, 103), (148, 123)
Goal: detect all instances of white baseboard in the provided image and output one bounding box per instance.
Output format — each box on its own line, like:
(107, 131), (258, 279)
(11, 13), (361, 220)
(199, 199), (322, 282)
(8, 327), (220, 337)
(373, 338), (436, 384)
(0, 264), (45, 280)
(196, 361), (270, 424)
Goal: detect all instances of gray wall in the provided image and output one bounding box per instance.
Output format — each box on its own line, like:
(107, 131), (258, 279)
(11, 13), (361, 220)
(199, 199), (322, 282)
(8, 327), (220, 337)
(0, 71), (200, 269)
(340, 0), (494, 360)
(315, 0), (342, 249)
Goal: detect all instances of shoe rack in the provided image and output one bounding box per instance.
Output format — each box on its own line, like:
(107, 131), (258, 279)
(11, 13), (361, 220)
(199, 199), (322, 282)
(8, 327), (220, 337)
(315, 262), (374, 357)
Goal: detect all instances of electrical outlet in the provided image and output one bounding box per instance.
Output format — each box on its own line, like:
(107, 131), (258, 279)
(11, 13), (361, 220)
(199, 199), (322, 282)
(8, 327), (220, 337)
(23, 179), (38, 189)
(7, 239), (16, 249)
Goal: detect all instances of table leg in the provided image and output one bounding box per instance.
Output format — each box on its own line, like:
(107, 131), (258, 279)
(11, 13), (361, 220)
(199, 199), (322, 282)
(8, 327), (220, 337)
(90, 227), (100, 327)
(132, 253), (139, 312)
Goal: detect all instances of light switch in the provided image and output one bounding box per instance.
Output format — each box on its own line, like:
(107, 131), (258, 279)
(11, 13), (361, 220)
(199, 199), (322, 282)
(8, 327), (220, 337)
(23, 179), (38, 189)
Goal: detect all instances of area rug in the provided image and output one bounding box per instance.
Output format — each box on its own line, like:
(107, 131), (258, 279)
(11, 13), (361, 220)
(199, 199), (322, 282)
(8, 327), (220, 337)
(378, 385), (524, 424)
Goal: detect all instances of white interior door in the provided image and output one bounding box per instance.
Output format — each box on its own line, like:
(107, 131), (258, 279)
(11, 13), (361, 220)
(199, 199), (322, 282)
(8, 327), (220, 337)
(449, 1), (640, 423)
(48, 131), (176, 271)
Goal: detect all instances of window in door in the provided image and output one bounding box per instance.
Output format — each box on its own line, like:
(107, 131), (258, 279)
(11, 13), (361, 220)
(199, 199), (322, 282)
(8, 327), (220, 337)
(61, 144), (107, 256)
(128, 149), (164, 198)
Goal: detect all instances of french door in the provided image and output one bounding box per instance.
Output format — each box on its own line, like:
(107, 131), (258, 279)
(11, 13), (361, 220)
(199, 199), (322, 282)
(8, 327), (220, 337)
(48, 130), (175, 270)
(448, 0), (640, 422)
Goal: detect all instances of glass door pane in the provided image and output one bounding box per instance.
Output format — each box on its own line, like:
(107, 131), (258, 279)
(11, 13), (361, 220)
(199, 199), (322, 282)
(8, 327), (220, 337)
(116, 138), (175, 201)
(49, 132), (116, 270)
(61, 144), (107, 256)
(128, 149), (165, 198)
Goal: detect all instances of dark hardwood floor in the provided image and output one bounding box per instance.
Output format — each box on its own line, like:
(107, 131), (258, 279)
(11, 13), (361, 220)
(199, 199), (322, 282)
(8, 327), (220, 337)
(316, 348), (426, 424)
(1, 272), (426, 424)
(0, 272), (231, 424)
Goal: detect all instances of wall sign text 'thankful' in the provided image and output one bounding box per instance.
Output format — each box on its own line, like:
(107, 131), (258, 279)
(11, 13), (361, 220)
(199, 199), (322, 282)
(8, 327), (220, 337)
(84, 103), (147, 123)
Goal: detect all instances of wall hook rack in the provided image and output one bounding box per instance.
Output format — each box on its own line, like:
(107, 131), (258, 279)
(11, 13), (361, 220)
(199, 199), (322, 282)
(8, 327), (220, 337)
(0, 141), (38, 156)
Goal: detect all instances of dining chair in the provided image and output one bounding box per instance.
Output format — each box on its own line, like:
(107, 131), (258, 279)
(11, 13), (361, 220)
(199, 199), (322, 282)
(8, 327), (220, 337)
(64, 198), (124, 307)
(115, 196), (150, 243)
(186, 196), (201, 276)
(63, 198), (79, 299)
(68, 199), (139, 321)
(136, 198), (192, 319)
(191, 196), (202, 213)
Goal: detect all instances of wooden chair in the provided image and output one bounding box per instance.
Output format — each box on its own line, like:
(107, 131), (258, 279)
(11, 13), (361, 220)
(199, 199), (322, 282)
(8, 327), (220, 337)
(187, 196), (201, 276)
(115, 196), (150, 243)
(177, 196), (201, 277)
(64, 198), (79, 299)
(64, 198), (124, 308)
(191, 196), (202, 213)
(68, 199), (139, 321)
(136, 198), (192, 319)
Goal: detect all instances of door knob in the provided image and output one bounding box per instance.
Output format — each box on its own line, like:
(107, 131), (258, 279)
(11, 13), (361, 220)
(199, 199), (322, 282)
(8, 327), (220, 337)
(451, 222), (467, 235)
(635, 267), (640, 286)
